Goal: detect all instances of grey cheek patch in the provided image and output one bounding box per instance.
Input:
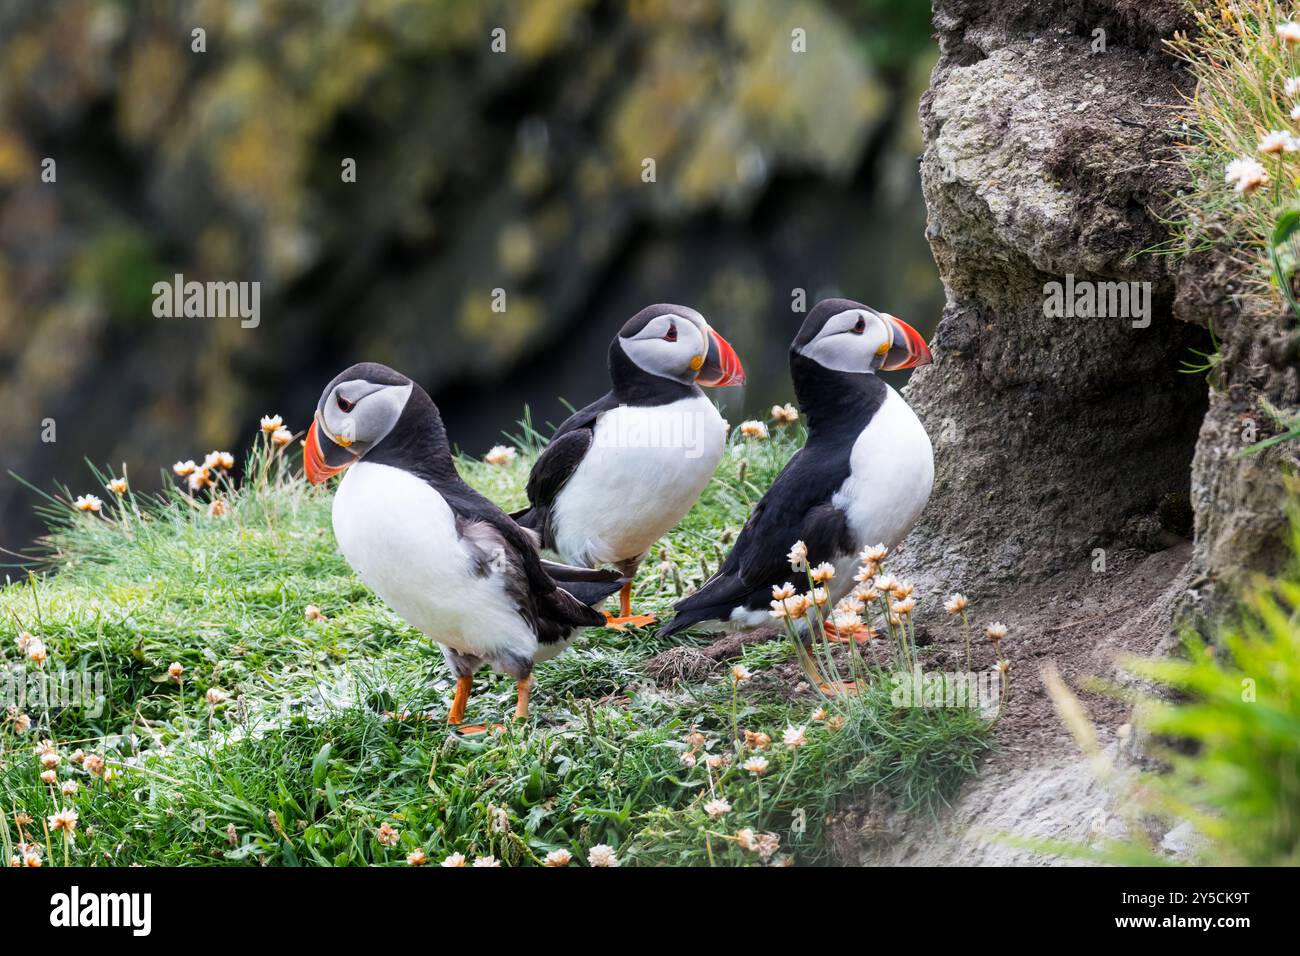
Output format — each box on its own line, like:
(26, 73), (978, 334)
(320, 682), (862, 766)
(324, 381), (412, 451)
(368, 382), (414, 447)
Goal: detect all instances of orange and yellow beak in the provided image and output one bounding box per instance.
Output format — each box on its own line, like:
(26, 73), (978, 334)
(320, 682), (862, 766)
(304, 417), (356, 485)
(880, 315), (933, 371)
(696, 327), (746, 387)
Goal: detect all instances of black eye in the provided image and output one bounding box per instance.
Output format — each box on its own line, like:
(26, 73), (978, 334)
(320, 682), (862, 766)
(852, 316), (866, 334)
(336, 395), (356, 413)
(664, 323), (678, 342)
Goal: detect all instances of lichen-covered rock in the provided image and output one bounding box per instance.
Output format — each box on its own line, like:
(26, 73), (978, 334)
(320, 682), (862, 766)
(902, 0), (1208, 595)
(1177, 252), (1299, 588)
(867, 0), (1298, 868)
(0, 0), (930, 551)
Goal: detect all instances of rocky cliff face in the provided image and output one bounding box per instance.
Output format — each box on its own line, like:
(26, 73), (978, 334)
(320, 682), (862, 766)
(1179, 258), (1300, 589)
(903, 0), (1211, 596)
(905, 0), (1296, 601)
(847, 0), (1299, 864)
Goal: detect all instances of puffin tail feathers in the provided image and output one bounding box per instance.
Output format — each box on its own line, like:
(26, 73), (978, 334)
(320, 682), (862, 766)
(556, 577), (626, 612)
(539, 562), (626, 625)
(539, 560), (621, 584)
(511, 505), (542, 532)
(657, 605), (721, 639)
(540, 583), (618, 627)
(548, 562), (626, 613)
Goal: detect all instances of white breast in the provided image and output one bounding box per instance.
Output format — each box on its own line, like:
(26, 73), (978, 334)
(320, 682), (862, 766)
(830, 385), (934, 593)
(551, 394), (726, 567)
(330, 462), (537, 661)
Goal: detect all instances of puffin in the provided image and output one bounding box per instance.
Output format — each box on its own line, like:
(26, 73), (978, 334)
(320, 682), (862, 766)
(659, 299), (934, 671)
(303, 362), (624, 725)
(511, 304), (745, 627)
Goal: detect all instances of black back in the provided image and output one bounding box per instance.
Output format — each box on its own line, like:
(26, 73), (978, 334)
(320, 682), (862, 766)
(512, 307), (702, 549)
(660, 326), (888, 637)
(343, 367), (620, 639)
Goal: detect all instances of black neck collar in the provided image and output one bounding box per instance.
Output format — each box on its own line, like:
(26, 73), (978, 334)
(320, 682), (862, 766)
(608, 339), (700, 407)
(363, 386), (464, 489)
(790, 351), (887, 442)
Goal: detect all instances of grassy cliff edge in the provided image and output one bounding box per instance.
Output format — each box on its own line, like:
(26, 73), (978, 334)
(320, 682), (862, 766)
(0, 424), (988, 867)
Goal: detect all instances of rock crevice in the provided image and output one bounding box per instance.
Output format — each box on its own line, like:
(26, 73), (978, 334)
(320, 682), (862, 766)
(905, 0), (1213, 595)
(850, 0), (1297, 864)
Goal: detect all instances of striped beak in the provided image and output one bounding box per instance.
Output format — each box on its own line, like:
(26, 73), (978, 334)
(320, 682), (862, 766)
(304, 417), (356, 485)
(880, 315), (933, 371)
(697, 327), (746, 387)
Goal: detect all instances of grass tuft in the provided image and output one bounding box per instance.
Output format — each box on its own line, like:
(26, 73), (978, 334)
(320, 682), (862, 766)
(1167, 0), (1300, 304)
(0, 417), (991, 866)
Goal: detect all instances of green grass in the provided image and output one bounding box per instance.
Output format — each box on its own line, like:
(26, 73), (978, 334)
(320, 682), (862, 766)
(1166, 1), (1300, 302)
(0, 422), (990, 867)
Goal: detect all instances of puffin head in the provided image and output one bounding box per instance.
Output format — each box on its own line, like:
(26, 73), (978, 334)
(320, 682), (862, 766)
(613, 304), (745, 388)
(792, 298), (932, 374)
(305, 362), (415, 484)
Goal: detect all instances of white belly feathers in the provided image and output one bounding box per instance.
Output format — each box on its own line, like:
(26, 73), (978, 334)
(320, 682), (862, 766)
(551, 394), (726, 566)
(833, 384), (934, 577)
(331, 462), (536, 660)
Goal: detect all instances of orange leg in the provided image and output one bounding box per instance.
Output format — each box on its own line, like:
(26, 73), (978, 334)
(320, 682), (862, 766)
(818, 680), (862, 697)
(604, 581), (657, 630)
(514, 676), (532, 721)
(824, 620), (875, 644)
(446, 675), (473, 725)
(795, 641), (861, 698)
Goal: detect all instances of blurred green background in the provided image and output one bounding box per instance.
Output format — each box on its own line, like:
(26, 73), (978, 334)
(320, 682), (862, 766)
(0, 0), (941, 556)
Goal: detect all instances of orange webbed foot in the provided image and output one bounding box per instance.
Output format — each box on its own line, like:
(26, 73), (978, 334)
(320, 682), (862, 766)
(816, 680), (863, 697)
(824, 621), (876, 644)
(603, 612), (658, 631)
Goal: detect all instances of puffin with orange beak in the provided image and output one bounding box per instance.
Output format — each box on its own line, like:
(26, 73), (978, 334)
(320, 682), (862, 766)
(660, 299), (934, 683)
(305, 362), (624, 726)
(512, 304), (745, 627)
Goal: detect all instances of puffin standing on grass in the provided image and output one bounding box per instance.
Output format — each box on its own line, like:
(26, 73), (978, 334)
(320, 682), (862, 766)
(511, 304), (745, 627)
(660, 299), (934, 678)
(304, 362), (624, 725)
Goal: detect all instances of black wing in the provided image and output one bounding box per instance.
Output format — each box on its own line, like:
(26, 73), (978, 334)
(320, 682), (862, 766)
(510, 395), (617, 546)
(660, 445), (855, 636)
(447, 476), (616, 636)
(517, 430), (593, 525)
(541, 559), (626, 620)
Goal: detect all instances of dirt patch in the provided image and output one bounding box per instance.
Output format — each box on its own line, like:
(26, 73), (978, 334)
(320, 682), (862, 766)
(932, 541), (1192, 770)
(650, 540), (1193, 864)
(846, 541), (1194, 864)
(652, 541), (1191, 767)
